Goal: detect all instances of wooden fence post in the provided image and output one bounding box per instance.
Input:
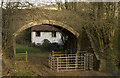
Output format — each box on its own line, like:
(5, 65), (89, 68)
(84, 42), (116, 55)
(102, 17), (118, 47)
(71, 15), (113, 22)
(75, 53), (78, 70)
(52, 50), (54, 69)
(51, 54), (53, 69)
(86, 53), (88, 70)
(49, 53), (50, 68)
(84, 54), (86, 70)
(57, 58), (59, 72)
(26, 51), (27, 63)
(52, 50), (54, 55)
(65, 50), (67, 56)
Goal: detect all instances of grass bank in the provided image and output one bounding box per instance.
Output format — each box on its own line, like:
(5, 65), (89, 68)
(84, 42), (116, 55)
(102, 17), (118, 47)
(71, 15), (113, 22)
(16, 44), (49, 57)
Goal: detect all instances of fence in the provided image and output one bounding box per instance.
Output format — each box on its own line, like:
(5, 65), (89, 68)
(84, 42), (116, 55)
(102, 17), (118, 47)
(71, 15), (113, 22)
(49, 51), (93, 72)
(16, 51), (28, 63)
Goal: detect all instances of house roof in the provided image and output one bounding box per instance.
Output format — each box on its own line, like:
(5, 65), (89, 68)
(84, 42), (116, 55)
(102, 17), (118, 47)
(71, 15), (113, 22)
(31, 24), (60, 32)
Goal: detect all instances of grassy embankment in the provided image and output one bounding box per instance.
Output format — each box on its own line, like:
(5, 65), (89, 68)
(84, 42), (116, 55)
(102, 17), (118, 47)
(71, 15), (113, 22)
(16, 44), (49, 57)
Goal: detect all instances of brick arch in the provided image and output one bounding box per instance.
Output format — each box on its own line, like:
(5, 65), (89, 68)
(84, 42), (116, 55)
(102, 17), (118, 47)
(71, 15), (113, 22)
(13, 20), (79, 38)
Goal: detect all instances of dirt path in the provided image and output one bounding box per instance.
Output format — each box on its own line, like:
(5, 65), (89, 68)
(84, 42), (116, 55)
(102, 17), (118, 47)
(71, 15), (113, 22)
(28, 55), (55, 76)
(27, 55), (112, 76)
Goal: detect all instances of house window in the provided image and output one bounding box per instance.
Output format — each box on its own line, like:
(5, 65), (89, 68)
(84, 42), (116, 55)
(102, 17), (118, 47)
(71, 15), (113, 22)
(36, 31), (40, 37)
(52, 31), (56, 37)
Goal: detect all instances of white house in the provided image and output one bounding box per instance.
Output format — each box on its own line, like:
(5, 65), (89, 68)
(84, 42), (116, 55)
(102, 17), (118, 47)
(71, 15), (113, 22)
(31, 24), (63, 45)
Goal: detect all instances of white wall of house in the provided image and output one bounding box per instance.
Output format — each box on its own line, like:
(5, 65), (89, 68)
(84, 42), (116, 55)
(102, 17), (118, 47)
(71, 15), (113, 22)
(31, 31), (63, 45)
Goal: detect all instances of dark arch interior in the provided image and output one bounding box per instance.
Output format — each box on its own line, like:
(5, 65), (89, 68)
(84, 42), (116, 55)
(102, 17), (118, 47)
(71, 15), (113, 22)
(42, 24), (78, 53)
(16, 24), (78, 54)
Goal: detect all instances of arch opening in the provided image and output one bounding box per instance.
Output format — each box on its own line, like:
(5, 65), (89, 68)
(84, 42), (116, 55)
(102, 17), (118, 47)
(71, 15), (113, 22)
(14, 20), (80, 58)
(15, 25), (78, 52)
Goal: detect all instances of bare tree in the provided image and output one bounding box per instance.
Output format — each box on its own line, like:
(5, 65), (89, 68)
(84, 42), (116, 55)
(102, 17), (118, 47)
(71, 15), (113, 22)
(84, 2), (119, 71)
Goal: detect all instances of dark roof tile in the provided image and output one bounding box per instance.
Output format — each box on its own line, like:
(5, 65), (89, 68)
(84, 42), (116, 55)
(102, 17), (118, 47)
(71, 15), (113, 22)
(31, 25), (60, 32)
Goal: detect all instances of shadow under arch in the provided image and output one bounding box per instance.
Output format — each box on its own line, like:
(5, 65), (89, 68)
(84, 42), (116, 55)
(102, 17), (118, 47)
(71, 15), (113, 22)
(13, 20), (80, 58)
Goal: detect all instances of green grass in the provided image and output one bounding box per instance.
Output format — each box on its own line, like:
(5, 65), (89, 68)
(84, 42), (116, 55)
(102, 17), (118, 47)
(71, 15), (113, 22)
(16, 44), (49, 57)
